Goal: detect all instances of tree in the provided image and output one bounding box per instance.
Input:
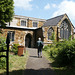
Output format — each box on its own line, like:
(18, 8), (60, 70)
(0, 0), (14, 27)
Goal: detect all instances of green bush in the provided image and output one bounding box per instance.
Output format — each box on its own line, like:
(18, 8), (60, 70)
(0, 55), (6, 69)
(12, 44), (19, 54)
(0, 35), (7, 69)
(43, 45), (50, 51)
(52, 40), (75, 67)
(0, 35), (7, 50)
(43, 39), (75, 67)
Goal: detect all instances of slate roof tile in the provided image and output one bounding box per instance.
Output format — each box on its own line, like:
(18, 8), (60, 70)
(43, 14), (65, 27)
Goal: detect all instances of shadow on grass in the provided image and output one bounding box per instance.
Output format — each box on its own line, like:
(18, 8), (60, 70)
(0, 69), (23, 75)
(0, 68), (55, 75)
(48, 60), (75, 75)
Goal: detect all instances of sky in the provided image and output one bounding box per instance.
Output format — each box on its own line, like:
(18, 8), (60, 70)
(13, 0), (75, 27)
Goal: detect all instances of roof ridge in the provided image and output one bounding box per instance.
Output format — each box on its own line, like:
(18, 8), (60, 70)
(14, 15), (46, 20)
(47, 14), (65, 21)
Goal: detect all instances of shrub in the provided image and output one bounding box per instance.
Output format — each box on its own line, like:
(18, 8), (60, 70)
(0, 35), (7, 50)
(0, 55), (6, 69)
(12, 44), (19, 54)
(43, 45), (50, 51)
(49, 40), (75, 67)
(0, 35), (6, 69)
(43, 39), (75, 67)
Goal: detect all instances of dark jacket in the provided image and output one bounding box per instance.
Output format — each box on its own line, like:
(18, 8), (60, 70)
(37, 40), (43, 48)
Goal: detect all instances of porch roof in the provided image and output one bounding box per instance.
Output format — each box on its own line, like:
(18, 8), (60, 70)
(5, 26), (40, 31)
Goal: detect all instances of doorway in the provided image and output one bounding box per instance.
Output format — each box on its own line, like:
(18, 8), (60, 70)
(25, 33), (32, 48)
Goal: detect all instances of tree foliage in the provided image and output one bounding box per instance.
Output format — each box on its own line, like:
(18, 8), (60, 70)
(0, 0), (14, 27)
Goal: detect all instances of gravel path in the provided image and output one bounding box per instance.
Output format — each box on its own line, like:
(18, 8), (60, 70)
(23, 48), (55, 75)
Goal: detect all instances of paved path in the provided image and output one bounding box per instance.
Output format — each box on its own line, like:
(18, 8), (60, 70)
(24, 48), (55, 75)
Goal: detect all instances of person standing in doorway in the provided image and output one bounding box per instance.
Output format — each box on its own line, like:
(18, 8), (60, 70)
(37, 37), (43, 58)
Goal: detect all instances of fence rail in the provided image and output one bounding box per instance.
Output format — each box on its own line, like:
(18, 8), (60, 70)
(0, 55), (7, 58)
(0, 50), (7, 52)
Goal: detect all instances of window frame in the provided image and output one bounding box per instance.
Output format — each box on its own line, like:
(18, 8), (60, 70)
(47, 27), (54, 41)
(60, 20), (71, 40)
(20, 19), (27, 27)
(32, 21), (38, 27)
(8, 31), (15, 42)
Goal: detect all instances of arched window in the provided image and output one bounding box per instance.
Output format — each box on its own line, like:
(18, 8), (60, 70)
(48, 27), (54, 40)
(60, 20), (71, 39)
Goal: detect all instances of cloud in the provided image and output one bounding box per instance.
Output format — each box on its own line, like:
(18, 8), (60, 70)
(13, 0), (33, 10)
(53, 0), (75, 20)
(44, 3), (50, 10)
(52, 4), (57, 8)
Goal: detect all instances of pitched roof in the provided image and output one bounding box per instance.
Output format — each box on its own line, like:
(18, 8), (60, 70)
(14, 15), (46, 22)
(43, 14), (65, 27)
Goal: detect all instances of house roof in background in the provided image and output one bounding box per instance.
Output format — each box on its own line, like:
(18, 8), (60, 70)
(43, 14), (65, 27)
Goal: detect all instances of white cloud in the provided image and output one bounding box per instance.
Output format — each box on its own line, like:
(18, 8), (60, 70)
(44, 3), (50, 10)
(53, 0), (75, 20)
(14, 0), (33, 10)
(52, 4), (57, 8)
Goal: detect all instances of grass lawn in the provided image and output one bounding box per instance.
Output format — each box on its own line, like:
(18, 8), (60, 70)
(43, 51), (75, 75)
(0, 51), (28, 75)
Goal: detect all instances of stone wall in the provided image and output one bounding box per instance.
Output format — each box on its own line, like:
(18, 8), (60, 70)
(28, 20), (32, 27)
(38, 21), (45, 27)
(57, 14), (74, 40)
(43, 26), (57, 45)
(74, 33), (75, 39)
(0, 28), (34, 47)
(9, 16), (45, 28)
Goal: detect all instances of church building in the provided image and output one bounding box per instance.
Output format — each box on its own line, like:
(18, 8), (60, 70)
(0, 14), (75, 48)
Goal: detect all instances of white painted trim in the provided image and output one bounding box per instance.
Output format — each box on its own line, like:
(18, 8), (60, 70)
(7, 25), (38, 29)
(44, 42), (53, 44)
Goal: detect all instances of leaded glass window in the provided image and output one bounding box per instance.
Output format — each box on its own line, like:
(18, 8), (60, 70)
(60, 20), (71, 40)
(48, 27), (54, 40)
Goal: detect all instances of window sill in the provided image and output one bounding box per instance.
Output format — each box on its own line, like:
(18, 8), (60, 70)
(47, 39), (54, 41)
